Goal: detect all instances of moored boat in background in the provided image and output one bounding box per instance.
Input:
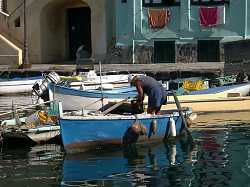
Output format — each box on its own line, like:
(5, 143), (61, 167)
(163, 82), (250, 113)
(48, 84), (137, 111)
(1, 124), (61, 145)
(0, 76), (42, 95)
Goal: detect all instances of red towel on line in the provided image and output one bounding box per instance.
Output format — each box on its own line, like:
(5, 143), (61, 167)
(199, 6), (225, 28)
(148, 9), (170, 29)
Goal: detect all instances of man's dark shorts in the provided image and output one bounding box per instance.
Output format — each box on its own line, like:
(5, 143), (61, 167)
(148, 86), (166, 108)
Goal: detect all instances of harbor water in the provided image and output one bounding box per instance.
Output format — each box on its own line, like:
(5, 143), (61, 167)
(0, 96), (250, 187)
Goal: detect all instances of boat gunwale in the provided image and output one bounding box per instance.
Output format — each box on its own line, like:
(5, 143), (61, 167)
(50, 84), (137, 99)
(188, 82), (250, 95)
(166, 96), (250, 104)
(60, 110), (192, 120)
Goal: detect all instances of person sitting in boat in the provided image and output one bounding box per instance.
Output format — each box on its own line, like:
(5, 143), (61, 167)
(129, 75), (167, 115)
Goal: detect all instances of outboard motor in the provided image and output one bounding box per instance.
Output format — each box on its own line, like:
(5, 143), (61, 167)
(32, 72), (61, 102)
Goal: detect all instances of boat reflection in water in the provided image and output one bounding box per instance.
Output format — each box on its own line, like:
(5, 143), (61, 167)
(61, 138), (194, 186)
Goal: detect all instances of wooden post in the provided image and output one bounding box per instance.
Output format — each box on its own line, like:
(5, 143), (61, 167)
(23, 0), (30, 68)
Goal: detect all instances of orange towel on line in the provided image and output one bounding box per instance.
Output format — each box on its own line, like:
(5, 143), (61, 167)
(148, 9), (171, 29)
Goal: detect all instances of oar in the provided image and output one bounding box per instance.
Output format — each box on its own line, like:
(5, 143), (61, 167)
(102, 97), (133, 116)
(172, 91), (194, 144)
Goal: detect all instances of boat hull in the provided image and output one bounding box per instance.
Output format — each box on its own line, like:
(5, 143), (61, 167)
(50, 84), (137, 111)
(161, 82), (250, 113)
(60, 112), (188, 154)
(163, 95), (250, 113)
(0, 77), (42, 95)
(1, 125), (61, 145)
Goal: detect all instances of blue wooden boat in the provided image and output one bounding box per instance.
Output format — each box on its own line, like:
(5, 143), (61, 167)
(59, 108), (193, 154)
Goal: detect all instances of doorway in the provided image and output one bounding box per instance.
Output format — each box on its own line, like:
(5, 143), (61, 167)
(68, 7), (91, 60)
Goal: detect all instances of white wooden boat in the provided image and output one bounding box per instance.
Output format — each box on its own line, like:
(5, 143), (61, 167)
(32, 71), (140, 104)
(0, 124), (60, 145)
(64, 71), (132, 90)
(52, 71), (141, 90)
(0, 76), (42, 95)
(48, 84), (137, 111)
(162, 82), (250, 113)
(0, 108), (60, 145)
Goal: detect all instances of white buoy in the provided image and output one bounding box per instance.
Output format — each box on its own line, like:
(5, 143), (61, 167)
(169, 116), (176, 137)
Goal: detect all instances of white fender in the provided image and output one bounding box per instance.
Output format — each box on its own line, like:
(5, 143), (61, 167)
(169, 116), (176, 137)
(80, 83), (86, 91)
(170, 144), (177, 165)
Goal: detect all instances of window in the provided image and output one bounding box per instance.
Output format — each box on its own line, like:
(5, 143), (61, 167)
(143, 0), (180, 7)
(191, 0), (229, 6)
(14, 17), (21, 27)
(154, 41), (176, 63)
(197, 40), (220, 62)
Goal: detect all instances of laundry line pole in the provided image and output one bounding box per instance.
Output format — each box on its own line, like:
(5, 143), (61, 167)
(244, 0), (248, 39)
(132, 0), (135, 64)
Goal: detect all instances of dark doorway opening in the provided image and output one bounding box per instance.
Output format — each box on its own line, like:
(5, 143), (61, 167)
(154, 41), (175, 63)
(68, 7), (91, 60)
(197, 40), (220, 62)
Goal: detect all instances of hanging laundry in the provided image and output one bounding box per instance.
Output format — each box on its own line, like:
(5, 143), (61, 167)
(199, 6), (225, 28)
(148, 8), (171, 29)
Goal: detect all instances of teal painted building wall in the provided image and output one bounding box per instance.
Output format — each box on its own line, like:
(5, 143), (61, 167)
(115, 0), (250, 64)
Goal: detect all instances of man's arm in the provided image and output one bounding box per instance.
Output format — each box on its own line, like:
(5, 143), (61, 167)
(135, 80), (144, 101)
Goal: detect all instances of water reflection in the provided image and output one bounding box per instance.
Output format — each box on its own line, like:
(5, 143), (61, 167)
(192, 128), (231, 187)
(60, 124), (250, 187)
(61, 139), (194, 187)
(0, 144), (63, 187)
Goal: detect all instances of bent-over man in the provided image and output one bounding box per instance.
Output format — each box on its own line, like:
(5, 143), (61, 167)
(129, 75), (167, 115)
